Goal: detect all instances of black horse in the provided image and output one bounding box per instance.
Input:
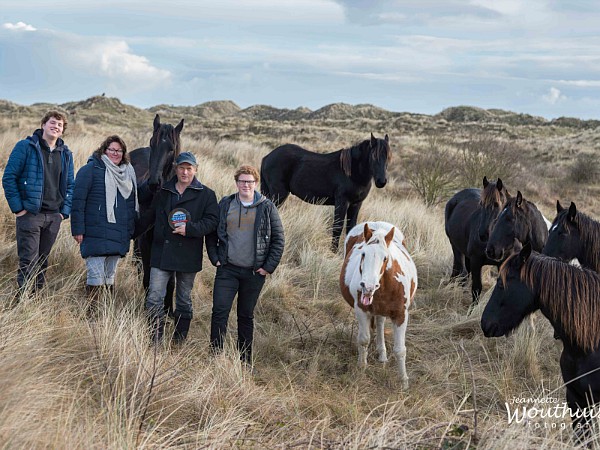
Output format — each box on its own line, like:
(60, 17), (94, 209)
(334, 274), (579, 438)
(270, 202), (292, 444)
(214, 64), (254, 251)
(543, 201), (600, 272)
(260, 133), (391, 252)
(485, 191), (548, 262)
(445, 177), (510, 304)
(130, 114), (184, 314)
(481, 246), (600, 443)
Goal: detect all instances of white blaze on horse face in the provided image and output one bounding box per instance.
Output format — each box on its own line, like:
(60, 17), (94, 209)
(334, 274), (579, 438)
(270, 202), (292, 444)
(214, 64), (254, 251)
(358, 236), (390, 305)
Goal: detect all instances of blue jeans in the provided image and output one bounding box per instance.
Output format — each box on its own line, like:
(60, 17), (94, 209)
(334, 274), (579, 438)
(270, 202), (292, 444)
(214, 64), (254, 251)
(85, 255), (120, 286)
(146, 268), (196, 320)
(210, 264), (266, 363)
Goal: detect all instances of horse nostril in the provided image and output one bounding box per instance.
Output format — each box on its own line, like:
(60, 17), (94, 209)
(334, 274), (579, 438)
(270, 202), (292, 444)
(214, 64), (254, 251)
(360, 282), (365, 288)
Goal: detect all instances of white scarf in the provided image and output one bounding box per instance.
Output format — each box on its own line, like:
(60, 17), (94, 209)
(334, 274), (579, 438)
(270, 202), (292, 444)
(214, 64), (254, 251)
(101, 154), (139, 223)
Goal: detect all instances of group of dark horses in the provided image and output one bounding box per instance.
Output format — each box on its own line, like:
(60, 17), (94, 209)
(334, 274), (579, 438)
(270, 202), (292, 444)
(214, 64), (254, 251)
(130, 115), (599, 443)
(446, 177), (600, 443)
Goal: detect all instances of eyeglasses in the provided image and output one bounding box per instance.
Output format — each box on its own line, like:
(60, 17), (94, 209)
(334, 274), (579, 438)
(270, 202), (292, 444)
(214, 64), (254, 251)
(107, 148), (123, 154)
(236, 180), (256, 185)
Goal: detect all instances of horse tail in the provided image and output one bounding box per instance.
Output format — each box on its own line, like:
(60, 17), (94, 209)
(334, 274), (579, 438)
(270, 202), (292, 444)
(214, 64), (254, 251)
(260, 164), (271, 199)
(444, 195), (460, 225)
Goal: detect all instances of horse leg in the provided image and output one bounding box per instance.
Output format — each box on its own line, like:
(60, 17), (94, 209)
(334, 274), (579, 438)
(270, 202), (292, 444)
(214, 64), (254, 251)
(332, 200), (349, 252)
(450, 244), (466, 280)
(346, 202), (362, 236)
(355, 307), (370, 368)
(392, 313), (410, 390)
(375, 315), (388, 363)
(470, 260), (483, 305)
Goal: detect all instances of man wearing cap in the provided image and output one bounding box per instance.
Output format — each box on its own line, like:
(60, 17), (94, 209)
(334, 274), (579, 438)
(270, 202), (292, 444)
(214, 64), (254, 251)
(143, 151), (219, 344)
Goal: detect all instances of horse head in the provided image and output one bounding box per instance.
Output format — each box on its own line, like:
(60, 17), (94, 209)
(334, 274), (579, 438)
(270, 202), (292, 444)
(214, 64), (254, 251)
(481, 244), (537, 337)
(485, 191), (534, 261)
(357, 223), (395, 306)
(477, 176), (509, 243)
(370, 133), (390, 188)
(543, 201), (582, 262)
(148, 114), (184, 190)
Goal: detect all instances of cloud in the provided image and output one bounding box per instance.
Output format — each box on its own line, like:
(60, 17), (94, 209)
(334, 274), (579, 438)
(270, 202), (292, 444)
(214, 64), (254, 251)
(542, 87), (566, 104)
(3, 21), (36, 31)
(73, 40), (171, 88)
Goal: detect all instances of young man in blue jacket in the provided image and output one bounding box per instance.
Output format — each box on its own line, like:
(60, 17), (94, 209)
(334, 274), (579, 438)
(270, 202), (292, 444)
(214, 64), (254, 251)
(2, 111), (75, 291)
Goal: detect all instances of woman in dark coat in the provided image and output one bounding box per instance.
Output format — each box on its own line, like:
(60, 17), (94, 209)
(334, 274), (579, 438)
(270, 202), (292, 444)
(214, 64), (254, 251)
(71, 135), (138, 305)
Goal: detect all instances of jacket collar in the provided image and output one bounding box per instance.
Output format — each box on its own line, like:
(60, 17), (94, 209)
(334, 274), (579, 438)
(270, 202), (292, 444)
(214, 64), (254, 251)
(161, 176), (204, 195)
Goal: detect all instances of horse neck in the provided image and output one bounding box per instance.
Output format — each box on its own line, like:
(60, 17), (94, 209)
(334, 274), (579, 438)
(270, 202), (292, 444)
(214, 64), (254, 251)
(349, 143), (373, 184)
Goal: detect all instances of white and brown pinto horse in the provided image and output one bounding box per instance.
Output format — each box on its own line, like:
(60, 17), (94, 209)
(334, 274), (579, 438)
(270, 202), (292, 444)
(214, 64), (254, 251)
(340, 221), (418, 389)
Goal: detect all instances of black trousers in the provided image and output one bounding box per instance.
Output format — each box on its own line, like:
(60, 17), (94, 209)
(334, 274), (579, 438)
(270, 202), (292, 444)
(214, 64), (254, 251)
(210, 264), (266, 363)
(15, 212), (62, 289)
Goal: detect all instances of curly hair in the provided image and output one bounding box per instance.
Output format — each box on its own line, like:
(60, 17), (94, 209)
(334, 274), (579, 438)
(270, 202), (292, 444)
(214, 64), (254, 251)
(93, 135), (129, 165)
(234, 165), (260, 183)
(41, 110), (68, 134)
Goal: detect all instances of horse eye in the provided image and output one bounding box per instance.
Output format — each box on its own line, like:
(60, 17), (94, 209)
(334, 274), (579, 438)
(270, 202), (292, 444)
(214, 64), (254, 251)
(494, 202), (499, 208)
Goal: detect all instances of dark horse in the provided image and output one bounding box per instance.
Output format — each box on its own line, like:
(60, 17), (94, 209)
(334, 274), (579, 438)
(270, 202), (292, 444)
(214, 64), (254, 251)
(481, 246), (600, 443)
(445, 177), (510, 304)
(485, 191), (548, 262)
(260, 133), (391, 252)
(130, 114), (184, 314)
(543, 201), (600, 272)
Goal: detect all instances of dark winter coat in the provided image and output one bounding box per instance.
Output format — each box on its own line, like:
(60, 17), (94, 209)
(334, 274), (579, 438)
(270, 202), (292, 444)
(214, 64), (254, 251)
(145, 176), (219, 273)
(2, 130), (75, 217)
(206, 192), (285, 274)
(71, 155), (137, 258)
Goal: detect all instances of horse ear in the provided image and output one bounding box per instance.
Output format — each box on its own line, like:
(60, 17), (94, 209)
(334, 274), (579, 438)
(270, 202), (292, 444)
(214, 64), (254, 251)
(519, 242), (532, 262)
(496, 178), (503, 192)
(370, 133), (377, 148)
(153, 114), (161, 132)
(363, 223), (373, 242)
(384, 227), (395, 247)
(516, 191), (523, 208)
(483, 176), (489, 188)
(556, 200), (564, 213)
(175, 119), (184, 134)
(384, 134), (389, 143)
(568, 202), (577, 222)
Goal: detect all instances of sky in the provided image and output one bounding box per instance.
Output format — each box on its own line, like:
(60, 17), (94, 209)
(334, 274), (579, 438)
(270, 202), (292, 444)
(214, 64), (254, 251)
(1, 0), (599, 119)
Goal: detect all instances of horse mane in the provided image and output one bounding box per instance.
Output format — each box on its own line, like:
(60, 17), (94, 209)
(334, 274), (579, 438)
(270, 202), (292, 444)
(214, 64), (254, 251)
(559, 209), (600, 272)
(480, 181), (509, 208)
(501, 252), (600, 352)
(339, 138), (391, 178)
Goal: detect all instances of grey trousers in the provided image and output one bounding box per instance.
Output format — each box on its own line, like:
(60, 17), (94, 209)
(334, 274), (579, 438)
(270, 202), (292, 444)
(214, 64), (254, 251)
(15, 212), (62, 289)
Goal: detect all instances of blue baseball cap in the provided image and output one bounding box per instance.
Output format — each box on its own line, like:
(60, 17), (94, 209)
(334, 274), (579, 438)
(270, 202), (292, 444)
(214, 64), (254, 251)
(175, 152), (197, 166)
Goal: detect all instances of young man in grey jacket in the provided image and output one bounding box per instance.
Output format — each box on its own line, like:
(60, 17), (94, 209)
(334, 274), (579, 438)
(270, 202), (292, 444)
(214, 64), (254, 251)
(207, 164), (285, 367)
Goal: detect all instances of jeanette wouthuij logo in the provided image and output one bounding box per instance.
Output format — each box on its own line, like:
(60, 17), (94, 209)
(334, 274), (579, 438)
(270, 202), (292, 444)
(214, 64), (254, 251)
(505, 396), (600, 430)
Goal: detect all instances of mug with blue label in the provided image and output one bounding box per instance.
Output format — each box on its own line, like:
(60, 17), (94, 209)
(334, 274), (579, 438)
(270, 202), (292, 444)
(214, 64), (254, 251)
(168, 208), (191, 230)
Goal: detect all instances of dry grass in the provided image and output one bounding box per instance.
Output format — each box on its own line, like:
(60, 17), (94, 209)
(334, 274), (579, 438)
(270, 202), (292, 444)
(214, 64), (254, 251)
(0, 114), (599, 449)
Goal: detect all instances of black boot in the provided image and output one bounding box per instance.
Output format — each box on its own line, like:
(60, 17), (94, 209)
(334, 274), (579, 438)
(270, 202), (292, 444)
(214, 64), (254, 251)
(173, 316), (191, 344)
(149, 315), (165, 345)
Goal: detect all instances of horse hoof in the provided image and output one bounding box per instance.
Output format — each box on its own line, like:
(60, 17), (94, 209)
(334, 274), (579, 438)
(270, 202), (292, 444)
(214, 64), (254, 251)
(401, 379), (409, 390)
(378, 356), (389, 363)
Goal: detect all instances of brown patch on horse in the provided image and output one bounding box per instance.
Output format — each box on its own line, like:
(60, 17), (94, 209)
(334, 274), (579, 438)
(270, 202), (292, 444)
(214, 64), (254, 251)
(502, 252), (600, 352)
(384, 227), (395, 247)
(364, 223), (373, 243)
(344, 234), (364, 259)
(339, 270), (355, 308)
(357, 258), (408, 326)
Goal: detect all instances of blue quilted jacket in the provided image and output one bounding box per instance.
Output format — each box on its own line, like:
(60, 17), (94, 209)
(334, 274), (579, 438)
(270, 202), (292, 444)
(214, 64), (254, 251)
(2, 131), (74, 217)
(71, 155), (137, 258)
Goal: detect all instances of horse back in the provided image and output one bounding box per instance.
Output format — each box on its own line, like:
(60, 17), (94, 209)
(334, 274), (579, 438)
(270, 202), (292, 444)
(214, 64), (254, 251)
(445, 189), (481, 251)
(526, 201), (550, 251)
